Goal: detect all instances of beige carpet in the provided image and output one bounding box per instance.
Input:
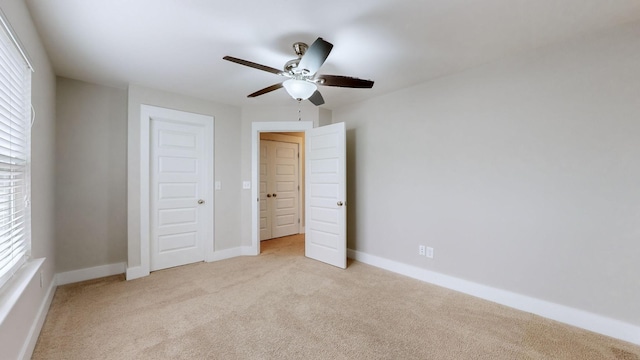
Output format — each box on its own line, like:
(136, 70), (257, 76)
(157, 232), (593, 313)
(33, 235), (640, 359)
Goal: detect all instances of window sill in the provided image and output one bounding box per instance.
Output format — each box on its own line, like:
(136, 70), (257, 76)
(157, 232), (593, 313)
(0, 258), (45, 326)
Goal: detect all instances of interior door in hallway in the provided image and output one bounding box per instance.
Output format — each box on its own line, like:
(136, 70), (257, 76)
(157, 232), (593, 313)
(260, 140), (300, 240)
(150, 114), (212, 271)
(305, 122), (346, 269)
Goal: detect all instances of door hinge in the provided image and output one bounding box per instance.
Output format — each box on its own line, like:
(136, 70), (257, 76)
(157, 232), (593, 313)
(298, 218), (300, 224)
(298, 185), (300, 191)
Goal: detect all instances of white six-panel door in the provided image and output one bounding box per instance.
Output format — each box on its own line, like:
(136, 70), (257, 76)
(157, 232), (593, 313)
(150, 116), (212, 271)
(305, 122), (347, 268)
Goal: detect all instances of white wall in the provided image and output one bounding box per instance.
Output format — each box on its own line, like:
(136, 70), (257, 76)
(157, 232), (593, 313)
(55, 78), (127, 272)
(127, 85), (242, 271)
(333, 21), (640, 327)
(0, 0), (57, 358)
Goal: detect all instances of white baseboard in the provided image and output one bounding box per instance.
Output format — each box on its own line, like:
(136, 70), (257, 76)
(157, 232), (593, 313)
(127, 247), (255, 281)
(125, 265), (149, 281)
(56, 262), (126, 286)
(347, 248), (640, 346)
(208, 246), (255, 262)
(19, 276), (56, 360)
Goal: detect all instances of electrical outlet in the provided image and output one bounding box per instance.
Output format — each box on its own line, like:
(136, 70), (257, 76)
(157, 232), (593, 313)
(426, 247), (434, 259)
(419, 245), (426, 256)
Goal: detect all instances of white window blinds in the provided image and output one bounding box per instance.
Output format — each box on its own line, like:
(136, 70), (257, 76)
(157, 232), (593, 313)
(0, 15), (32, 289)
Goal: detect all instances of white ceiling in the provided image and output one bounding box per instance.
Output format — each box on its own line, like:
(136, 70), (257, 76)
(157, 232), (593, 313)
(25, 0), (640, 110)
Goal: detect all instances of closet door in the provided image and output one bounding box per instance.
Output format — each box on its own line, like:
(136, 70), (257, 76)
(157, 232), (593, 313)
(259, 141), (271, 240)
(149, 110), (213, 271)
(260, 140), (300, 240)
(270, 141), (299, 238)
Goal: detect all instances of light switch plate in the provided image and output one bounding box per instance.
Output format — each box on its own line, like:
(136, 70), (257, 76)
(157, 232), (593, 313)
(215, 181), (221, 190)
(242, 181), (251, 189)
(426, 247), (434, 259)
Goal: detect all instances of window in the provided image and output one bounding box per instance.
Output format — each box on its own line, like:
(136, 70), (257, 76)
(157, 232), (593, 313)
(0, 12), (32, 289)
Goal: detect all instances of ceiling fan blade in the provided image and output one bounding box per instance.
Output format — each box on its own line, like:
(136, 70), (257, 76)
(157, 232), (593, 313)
(317, 75), (374, 88)
(308, 90), (325, 106)
(248, 83), (283, 97)
(223, 56), (283, 75)
(297, 37), (333, 75)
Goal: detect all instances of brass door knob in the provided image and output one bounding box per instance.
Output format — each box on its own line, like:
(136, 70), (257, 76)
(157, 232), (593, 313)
(266, 194), (272, 198)
(272, 193), (277, 197)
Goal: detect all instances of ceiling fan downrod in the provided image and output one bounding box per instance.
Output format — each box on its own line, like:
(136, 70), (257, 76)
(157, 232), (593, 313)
(285, 42), (308, 74)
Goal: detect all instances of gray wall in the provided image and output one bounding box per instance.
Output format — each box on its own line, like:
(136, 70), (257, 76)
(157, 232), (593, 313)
(55, 78), (127, 272)
(333, 21), (640, 326)
(0, 0), (57, 358)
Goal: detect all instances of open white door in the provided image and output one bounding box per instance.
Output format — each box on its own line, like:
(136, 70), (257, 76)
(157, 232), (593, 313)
(305, 122), (346, 268)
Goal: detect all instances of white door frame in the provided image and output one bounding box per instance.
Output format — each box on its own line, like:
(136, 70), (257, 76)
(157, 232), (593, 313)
(139, 105), (215, 276)
(251, 121), (313, 255)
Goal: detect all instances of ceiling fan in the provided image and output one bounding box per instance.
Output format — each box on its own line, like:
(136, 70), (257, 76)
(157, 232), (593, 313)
(223, 37), (374, 106)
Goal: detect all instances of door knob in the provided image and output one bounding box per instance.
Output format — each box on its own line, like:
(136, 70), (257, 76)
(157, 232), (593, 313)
(337, 201), (343, 206)
(198, 199), (205, 204)
(266, 194), (272, 198)
(272, 193), (277, 197)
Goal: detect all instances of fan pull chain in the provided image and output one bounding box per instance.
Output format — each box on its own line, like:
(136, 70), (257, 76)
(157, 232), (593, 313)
(298, 101), (302, 121)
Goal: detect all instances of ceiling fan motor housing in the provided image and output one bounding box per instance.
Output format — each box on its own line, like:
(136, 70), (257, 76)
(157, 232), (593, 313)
(293, 42), (308, 57)
(285, 42), (309, 74)
(284, 59), (300, 73)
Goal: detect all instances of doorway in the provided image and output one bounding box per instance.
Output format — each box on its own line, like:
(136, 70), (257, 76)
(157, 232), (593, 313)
(251, 121), (347, 269)
(250, 122), (313, 255)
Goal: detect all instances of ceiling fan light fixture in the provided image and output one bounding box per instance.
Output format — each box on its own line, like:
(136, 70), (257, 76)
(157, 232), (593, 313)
(283, 79), (317, 100)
